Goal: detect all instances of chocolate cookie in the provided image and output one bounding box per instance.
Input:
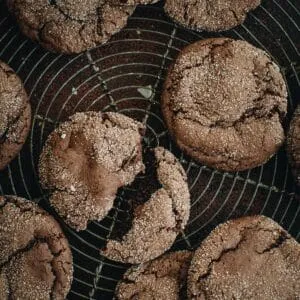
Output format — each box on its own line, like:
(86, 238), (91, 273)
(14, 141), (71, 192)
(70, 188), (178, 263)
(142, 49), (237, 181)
(164, 0), (261, 32)
(188, 215), (300, 299)
(116, 251), (193, 300)
(287, 105), (300, 186)
(0, 61), (31, 171)
(7, 0), (136, 54)
(39, 111), (145, 231)
(118, 0), (158, 4)
(162, 38), (287, 172)
(101, 147), (190, 264)
(0, 195), (73, 299)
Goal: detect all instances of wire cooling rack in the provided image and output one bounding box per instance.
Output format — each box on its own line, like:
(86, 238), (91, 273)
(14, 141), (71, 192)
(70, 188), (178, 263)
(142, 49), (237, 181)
(0, 0), (299, 299)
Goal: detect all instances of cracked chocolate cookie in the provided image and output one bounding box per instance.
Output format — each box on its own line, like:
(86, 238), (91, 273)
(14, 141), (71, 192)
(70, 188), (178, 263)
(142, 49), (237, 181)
(162, 38), (287, 172)
(0, 195), (73, 300)
(117, 0), (158, 4)
(116, 250), (193, 300)
(6, 0), (136, 54)
(0, 61), (31, 171)
(39, 111), (145, 231)
(287, 105), (300, 186)
(188, 215), (300, 300)
(101, 147), (190, 264)
(164, 0), (261, 32)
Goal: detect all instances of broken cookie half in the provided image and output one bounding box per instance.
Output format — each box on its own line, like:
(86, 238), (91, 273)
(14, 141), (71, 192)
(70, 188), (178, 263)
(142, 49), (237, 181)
(100, 147), (191, 264)
(39, 111), (145, 231)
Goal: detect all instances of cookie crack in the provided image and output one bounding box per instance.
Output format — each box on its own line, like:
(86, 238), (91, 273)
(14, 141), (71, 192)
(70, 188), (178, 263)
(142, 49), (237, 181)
(194, 220), (263, 285)
(37, 20), (55, 44)
(0, 198), (9, 210)
(119, 277), (136, 285)
(156, 153), (186, 232)
(191, 219), (296, 299)
(48, 2), (96, 23)
(170, 40), (234, 87)
(231, 102), (284, 128)
(3, 272), (13, 300)
(96, 3), (132, 38)
(0, 65), (14, 75)
(162, 196), (185, 233)
(0, 237), (43, 268)
(196, 236), (245, 284)
(48, 245), (67, 300)
(129, 292), (140, 300)
(0, 196), (49, 217)
(143, 265), (183, 282)
(0, 89), (27, 143)
(120, 147), (139, 170)
(167, 192), (183, 232)
(175, 138), (243, 163)
(78, 23), (92, 47)
(171, 91), (284, 131)
(229, 8), (240, 23)
(31, 2), (109, 51)
(183, 2), (190, 23)
(56, 260), (71, 277)
(167, 39), (234, 92)
(167, 41), (285, 132)
(258, 231), (290, 254)
(0, 66), (17, 84)
(195, 222), (288, 285)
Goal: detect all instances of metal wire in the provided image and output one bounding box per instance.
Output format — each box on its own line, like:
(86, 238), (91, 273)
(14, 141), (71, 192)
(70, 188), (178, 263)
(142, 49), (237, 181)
(0, 0), (299, 299)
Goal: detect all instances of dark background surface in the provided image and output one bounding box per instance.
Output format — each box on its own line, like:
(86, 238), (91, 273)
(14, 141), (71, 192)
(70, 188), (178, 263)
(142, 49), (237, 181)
(0, 0), (299, 299)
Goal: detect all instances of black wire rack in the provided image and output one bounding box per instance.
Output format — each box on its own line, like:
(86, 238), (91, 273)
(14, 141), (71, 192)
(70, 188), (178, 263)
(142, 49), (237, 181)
(0, 0), (299, 299)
